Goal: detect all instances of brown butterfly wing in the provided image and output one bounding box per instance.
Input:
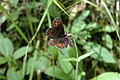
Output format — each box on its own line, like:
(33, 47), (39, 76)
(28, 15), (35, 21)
(56, 36), (74, 49)
(55, 37), (68, 49)
(46, 18), (65, 39)
(49, 39), (56, 46)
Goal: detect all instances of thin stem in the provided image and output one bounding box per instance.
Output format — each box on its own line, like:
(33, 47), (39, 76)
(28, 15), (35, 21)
(22, 0), (52, 78)
(29, 40), (40, 80)
(73, 39), (79, 80)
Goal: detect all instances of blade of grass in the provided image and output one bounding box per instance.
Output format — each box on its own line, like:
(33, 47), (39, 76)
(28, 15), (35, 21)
(25, 6), (34, 36)
(73, 39), (79, 80)
(29, 40), (40, 80)
(101, 0), (120, 41)
(0, 4), (28, 43)
(77, 51), (95, 62)
(53, 0), (73, 19)
(22, 0), (52, 79)
(23, 1), (35, 44)
(84, 0), (107, 17)
(62, 51), (94, 62)
(84, 0), (120, 41)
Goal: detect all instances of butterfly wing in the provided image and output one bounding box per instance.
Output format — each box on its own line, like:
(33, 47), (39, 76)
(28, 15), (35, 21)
(48, 35), (73, 49)
(56, 36), (74, 49)
(48, 38), (67, 49)
(49, 39), (56, 46)
(46, 18), (65, 39)
(55, 37), (68, 49)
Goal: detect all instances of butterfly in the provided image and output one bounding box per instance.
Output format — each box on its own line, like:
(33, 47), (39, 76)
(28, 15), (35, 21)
(46, 17), (73, 49)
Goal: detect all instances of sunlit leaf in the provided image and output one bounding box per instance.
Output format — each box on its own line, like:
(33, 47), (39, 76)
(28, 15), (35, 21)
(10, 0), (18, 7)
(45, 66), (71, 79)
(102, 25), (115, 32)
(13, 46), (32, 59)
(84, 42), (115, 63)
(85, 22), (98, 31)
(58, 53), (73, 74)
(0, 38), (14, 57)
(35, 56), (50, 71)
(0, 68), (6, 75)
(7, 68), (21, 80)
(29, 15), (39, 23)
(91, 72), (120, 80)
(0, 14), (7, 26)
(10, 10), (19, 21)
(71, 20), (86, 34)
(26, 57), (34, 75)
(102, 34), (113, 49)
(78, 10), (90, 20)
(0, 57), (7, 65)
(49, 3), (60, 18)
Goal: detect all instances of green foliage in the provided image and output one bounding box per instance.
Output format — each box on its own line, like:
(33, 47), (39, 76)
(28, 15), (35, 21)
(7, 67), (22, 80)
(83, 42), (115, 63)
(91, 72), (120, 80)
(58, 53), (73, 74)
(0, 0), (120, 80)
(13, 46), (32, 60)
(45, 66), (71, 79)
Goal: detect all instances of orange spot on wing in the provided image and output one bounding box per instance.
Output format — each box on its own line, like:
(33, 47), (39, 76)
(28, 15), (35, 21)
(54, 20), (60, 27)
(56, 43), (65, 49)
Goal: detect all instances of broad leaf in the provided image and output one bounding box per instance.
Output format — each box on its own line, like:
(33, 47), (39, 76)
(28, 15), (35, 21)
(45, 66), (71, 79)
(58, 53), (73, 74)
(84, 42), (115, 63)
(0, 57), (7, 65)
(102, 34), (113, 49)
(91, 72), (120, 80)
(7, 68), (22, 80)
(13, 46), (32, 59)
(0, 38), (14, 57)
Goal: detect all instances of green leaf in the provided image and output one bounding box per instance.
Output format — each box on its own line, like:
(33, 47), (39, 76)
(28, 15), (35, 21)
(85, 22), (98, 31)
(91, 72), (120, 80)
(0, 33), (4, 38)
(0, 68), (6, 75)
(71, 20), (86, 34)
(48, 47), (58, 60)
(10, 10), (19, 21)
(10, 0), (18, 7)
(4, 38), (14, 55)
(68, 47), (76, 58)
(0, 14), (7, 26)
(102, 34), (113, 49)
(84, 42), (115, 63)
(45, 66), (71, 79)
(49, 3), (60, 18)
(91, 43), (115, 63)
(6, 24), (15, 31)
(27, 56), (50, 75)
(102, 25), (115, 32)
(78, 10), (90, 20)
(25, 2), (41, 9)
(26, 57), (33, 75)
(71, 10), (90, 34)
(40, 0), (47, 9)
(29, 15), (39, 23)
(7, 68), (22, 80)
(58, 53), (73, 74)
(0, 38), (14, 57)
(35, 56), (50, 71)
(0, 57), (7, 65)
(13, 46), (32, 60)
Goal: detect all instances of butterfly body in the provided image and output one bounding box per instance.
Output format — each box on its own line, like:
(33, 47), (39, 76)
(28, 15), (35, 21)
(46, 18), (73, 49)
